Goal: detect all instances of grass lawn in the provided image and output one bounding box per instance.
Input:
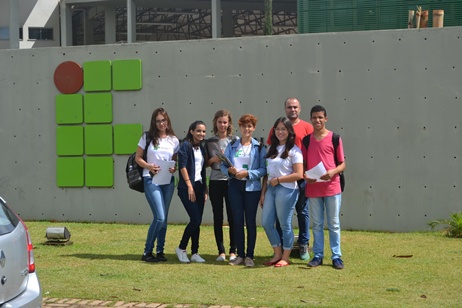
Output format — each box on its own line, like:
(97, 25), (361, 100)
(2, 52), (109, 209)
(27, 222), (462, 307)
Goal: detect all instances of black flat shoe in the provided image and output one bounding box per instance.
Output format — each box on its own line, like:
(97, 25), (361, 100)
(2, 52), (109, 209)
(141, 253), (159, 262)
(156, 252), (167, 262)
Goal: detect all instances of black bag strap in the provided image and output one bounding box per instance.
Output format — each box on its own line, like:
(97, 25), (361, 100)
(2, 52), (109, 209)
(143, 131), (151, 161)
(302, 134), (311, 150)
(332, 133), (340, 167)
(303, 133), (341, 166)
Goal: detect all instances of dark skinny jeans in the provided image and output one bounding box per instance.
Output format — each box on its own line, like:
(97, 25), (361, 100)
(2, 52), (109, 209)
(228, 179), (260, 259)
(209, 180), (236, 255)
(177, 181), (205, 255)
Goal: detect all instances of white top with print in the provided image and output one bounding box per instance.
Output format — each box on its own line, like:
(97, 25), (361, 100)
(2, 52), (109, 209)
(266, 145), (303, 190)
(138, 135), (179, 177)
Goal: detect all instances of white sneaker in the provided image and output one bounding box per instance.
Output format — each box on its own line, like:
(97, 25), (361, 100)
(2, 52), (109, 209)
(191, 253), (206, 263)
(229, 253), (237, 262)
(216, 254), (226, 261)
(175, 247), (190, 263)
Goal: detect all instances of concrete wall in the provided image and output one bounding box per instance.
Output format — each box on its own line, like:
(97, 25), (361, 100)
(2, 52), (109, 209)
(1, 26), (461, 231)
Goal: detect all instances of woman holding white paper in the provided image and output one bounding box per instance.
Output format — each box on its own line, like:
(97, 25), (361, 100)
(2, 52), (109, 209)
(260, 117), (303, 267)
(220, 114), (267, 267)
(135, 108), (179, 263)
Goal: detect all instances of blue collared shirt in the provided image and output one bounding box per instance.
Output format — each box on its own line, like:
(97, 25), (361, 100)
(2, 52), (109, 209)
(220, 138), (267, 191)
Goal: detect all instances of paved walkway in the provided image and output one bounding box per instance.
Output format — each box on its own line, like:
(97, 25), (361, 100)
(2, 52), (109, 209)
(43, 298), (262, 308)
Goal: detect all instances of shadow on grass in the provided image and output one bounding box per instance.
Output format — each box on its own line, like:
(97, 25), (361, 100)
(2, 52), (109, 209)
(60, 253), (311, 269)
(61, 253), (142, 261)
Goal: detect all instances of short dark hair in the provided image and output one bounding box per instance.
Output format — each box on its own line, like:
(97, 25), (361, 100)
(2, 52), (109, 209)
(284, 97), (299, 107)
(310, 105), (327, 117)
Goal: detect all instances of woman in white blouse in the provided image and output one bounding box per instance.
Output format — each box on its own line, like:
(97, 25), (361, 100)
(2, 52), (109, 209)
(260, 117), (303, 267)
(136, 108), (179, 263)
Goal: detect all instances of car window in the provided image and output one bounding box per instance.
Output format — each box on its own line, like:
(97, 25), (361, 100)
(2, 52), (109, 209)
(0, 201), (19, 235)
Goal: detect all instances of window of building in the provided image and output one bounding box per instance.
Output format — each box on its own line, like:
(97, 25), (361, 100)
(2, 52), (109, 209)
(28, 27), (53, 40)
(0, 27), (9, 40)
(0, 27), (23, 40)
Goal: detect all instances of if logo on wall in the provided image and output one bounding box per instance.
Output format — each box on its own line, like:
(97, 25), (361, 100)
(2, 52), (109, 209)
(54, 60), (143, 188)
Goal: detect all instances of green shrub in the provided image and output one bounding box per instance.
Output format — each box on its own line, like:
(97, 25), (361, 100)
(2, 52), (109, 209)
(428, 211), (462, 238)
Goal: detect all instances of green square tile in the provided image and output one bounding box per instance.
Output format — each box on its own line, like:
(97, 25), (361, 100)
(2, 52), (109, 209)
(85, 156), (114, 187)
(113, 123), (143, 154)
(56, 157), (84, 187)
(112, 59), (142, 91)
(83, 61), (112, 92)
(56, 94), (83, 124)
(56, 126), (84, 156)
(84, 93), (113, 123)
(85, 125), (113, 155)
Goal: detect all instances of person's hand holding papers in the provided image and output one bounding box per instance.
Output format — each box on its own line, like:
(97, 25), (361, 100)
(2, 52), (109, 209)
(151, 159), (176, 185)
(304, 161), (329, 183)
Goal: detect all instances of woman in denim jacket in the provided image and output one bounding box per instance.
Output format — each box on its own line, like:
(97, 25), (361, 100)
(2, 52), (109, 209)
(220, 114), (266, 267)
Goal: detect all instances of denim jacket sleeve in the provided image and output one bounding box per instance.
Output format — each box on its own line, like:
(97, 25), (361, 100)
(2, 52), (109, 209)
(247, 140), (267, 180)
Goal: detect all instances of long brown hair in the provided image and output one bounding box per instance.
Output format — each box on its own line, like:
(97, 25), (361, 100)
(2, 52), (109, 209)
(266, 117), (295, 159)
(212, 109), (234, 136)
(148, 108), (176, 146)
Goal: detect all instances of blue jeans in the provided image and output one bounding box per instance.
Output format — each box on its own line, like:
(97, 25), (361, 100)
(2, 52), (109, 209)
(143, 176), (175, 254)
(228, 179), (260, 259)
(178, 181), (206, 254)
(308, 194), (342, 260)
(276, 181), (310, 246)
(262, 185), (298, 251)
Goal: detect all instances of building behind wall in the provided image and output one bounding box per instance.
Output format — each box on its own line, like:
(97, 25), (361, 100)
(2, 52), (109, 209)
(6, 0), (461, 49)
(298, 0), (462, 33)
(1, 0), (298, 49)
(0, 0), (60, 49)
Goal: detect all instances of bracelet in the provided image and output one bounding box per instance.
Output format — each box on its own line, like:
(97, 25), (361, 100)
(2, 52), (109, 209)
(185, 179), (190, 182)
(277, 177), (280, 184)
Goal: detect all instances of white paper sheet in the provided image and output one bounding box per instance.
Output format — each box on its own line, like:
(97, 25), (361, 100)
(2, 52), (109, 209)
(305, 161), (328, 182)
(152, 159), (176, 185)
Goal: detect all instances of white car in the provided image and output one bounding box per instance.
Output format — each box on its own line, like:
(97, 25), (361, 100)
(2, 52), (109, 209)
(0, 196), (42, 307)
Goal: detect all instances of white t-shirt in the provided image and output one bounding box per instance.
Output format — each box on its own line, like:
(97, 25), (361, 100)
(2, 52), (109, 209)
(266, 144), (303, 190)
(193, 147), (204, 182)
(138, 135), (180, 177)
(233, 144), (251, 181)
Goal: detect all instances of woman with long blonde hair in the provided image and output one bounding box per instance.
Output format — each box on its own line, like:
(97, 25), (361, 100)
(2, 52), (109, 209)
(205, 110), (237, 262)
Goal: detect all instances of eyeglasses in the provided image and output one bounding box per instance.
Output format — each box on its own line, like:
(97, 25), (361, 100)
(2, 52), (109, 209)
(155, 119), (167, 124)
(274, 128), (288, 132)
